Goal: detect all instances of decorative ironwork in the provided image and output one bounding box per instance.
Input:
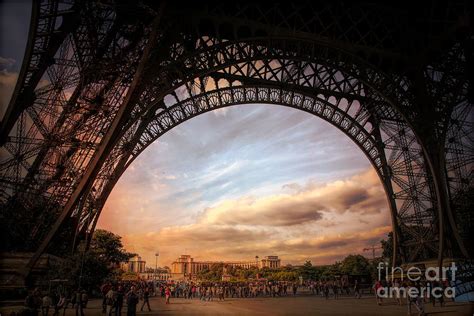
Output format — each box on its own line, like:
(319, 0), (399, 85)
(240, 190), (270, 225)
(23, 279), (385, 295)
(0, 1), (471, 280)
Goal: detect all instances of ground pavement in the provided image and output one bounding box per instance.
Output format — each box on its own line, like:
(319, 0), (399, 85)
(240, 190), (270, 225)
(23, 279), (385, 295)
(2, 294), (473, 315)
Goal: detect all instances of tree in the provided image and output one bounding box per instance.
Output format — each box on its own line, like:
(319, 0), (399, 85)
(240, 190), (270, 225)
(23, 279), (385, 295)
(197, 263), (225, 281)
(340, 255), (371, 275)
(380, 232), (393, 261)
(47, 229), (134, 292)
(297, 261), (324, 280)
(89, 229), (136, 264)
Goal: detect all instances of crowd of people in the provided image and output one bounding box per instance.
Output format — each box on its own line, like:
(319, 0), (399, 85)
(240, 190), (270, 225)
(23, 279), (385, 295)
(21, 287), (89, 316)
(373, 279), (451, 315)
(16, 277), (452, 316)
(16, 279), (371, 316)
(18, 281), (151, 316)
(153, 280), (301, 301)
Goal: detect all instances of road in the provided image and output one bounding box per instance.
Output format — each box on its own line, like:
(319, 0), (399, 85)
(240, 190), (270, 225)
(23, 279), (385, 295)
(2, 294), (473, 315)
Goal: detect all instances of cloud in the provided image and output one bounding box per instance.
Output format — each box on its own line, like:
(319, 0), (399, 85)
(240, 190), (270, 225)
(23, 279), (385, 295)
(198, 168), (386, 227)
(0, 57), (16, 69)
(0, 69), (18, 118)
(121, 223), (391, 267)
(199, 195), (325, 226)
(121, 223), (273, 265)
(96, 103), (391, 267)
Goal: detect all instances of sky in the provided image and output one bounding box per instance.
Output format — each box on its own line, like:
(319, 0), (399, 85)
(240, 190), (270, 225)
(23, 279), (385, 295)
(1, 2), (391, 268)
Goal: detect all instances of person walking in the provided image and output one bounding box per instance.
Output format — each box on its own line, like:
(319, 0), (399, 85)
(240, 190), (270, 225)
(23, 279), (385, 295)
(115, 286), (124, 316)
(100, 282), (111, 313)
(105, 286), (116, 316)
(354, 280), (361, 299)
(25, 289), (40, 316)
(53, 293), (65, 316)
(140, 287), (151, 312)
(74, 288), (84, 316)
(374, 280), (384, 306)
(165, 286), (171, 304)
(126, 286), (139, 316)
(292, 283), (298, 296)
(41, 292), (52, 316)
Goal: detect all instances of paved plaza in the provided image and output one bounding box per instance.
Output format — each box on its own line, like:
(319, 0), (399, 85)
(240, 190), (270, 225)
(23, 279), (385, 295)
(3, 295), (473, 316)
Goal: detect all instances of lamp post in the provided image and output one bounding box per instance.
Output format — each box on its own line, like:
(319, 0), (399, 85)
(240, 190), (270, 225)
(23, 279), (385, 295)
(155, 252), (159, 281)
(255, 255), (259, 268)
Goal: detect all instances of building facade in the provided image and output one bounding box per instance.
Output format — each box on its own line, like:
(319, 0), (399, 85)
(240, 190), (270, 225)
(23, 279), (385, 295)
(138, 272), (172, 281)
(171, 254), (281, 277)
(259, 256), (281, 269)
(121, 255), (146, 273)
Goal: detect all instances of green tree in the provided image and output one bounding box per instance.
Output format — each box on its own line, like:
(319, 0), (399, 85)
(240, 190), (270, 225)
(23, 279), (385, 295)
(380, 232), (393, 264)
(89, 229), (136, 264)
(340, 254), (371, 275)
(298, 261), (321, 280)
(47, 229), (134, 293)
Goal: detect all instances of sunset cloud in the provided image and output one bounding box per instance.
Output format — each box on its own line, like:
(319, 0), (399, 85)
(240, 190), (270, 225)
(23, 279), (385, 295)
(117, 168), (390, 266)
(122, 223), (391, 267)
(98, 104), (391, 267)
(199, 169), (385, 226)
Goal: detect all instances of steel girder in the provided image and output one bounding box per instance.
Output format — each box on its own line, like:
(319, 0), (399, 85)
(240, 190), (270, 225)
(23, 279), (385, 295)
(0, 1), (471, 280)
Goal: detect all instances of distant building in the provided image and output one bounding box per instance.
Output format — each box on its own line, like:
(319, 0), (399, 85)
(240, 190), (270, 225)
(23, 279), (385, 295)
(121, 255), (146, 273)
(170, 254), (281, 279)
(259, 256), (281, 269)
(140, 267), (172, 281)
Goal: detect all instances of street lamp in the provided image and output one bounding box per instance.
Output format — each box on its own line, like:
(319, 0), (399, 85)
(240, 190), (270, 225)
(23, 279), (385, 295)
(255, 255), (259, 269)
(155, 252), (159, 281)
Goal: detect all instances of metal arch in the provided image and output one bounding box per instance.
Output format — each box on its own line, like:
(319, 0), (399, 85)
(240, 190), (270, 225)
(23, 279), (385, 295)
(1, 0), (471, 282)
(116, 34), (471, 262)
(1, 35), (412, 236)
(81, 84), (402, 261)
(0, 0), (78, 144)
(81, 82), (435, 267)
(1, 34), (438, 266)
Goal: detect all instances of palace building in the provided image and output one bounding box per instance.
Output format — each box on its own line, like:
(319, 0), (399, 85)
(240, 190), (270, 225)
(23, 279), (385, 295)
(121, 255), (146, 273)
(170, 254), (281, 278)
(260, 255), (281, 269)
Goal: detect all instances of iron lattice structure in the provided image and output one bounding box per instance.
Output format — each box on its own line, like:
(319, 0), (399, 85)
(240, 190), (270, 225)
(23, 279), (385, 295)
(0, 1), (472, 279)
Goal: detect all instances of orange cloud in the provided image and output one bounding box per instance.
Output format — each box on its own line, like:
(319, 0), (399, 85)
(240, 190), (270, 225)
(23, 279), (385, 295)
(121, 224), (391, 267)
(100, 167), (391, 267)
(199, 168), (386, 226)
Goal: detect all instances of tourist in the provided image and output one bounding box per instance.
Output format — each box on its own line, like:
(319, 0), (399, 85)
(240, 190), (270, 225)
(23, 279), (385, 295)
(105, 286), (116, 316)
(292, 283), (298, 296)
(140, 287), (151, 312)
(41, 292), (52, 316)
(74, 288), (84, 316)
(374, 280), (383, 305)
(126, 286), (139, 316)
(80, 290), (88, 309)
(24, 288), (40, 316)
(206, 286), (213, 301)
(218, 286), (225, 301)
(53, 293), (65, 316)
(393, 279), (402, 305)
(406, 281), (424, 316)
(333, 280), (339, 300)
(165, 286), (171, 304)
(100, 282), (111, 313)
(115, 286), (124, 316)
(354, 280), (361, 299)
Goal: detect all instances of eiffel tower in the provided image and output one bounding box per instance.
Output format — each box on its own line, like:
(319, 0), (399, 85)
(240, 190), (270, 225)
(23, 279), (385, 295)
(0, 1), (472, 285)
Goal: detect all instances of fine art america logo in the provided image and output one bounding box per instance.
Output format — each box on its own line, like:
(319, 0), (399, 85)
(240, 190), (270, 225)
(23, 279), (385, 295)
(376, 262), (457, 299)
